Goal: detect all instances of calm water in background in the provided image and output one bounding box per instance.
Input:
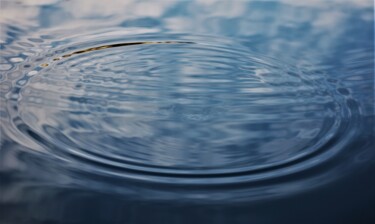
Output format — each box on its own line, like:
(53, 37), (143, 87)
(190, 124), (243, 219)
(0, 0), (374, 223)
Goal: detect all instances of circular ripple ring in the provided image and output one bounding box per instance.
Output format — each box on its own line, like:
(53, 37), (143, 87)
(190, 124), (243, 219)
(2, 34), (361, 186)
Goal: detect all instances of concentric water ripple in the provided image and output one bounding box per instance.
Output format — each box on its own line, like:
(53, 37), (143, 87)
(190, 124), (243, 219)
(1, 33), (362, 185)
(1, 1), (374, 223)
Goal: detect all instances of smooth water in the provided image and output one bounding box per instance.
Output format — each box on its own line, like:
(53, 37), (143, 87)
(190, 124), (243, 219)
(0, 0), (374, 223)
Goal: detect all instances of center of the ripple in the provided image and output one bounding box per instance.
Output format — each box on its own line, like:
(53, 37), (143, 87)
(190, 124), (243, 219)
(14, 40), (340, 175)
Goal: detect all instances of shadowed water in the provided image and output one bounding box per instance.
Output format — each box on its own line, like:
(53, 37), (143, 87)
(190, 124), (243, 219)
(0, 0), (374, 224)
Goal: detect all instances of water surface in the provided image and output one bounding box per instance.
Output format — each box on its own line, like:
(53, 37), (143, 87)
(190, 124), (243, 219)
(0, 0), (374, 223)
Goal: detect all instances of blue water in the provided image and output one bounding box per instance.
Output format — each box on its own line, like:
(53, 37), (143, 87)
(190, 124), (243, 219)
(0, 0), (374, 223)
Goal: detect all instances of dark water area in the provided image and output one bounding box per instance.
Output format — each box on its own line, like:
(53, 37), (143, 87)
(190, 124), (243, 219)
(0, 0), (374, 223)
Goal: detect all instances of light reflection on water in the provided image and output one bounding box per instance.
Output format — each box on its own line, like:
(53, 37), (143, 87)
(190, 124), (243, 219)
(0, 0), (374, 224)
